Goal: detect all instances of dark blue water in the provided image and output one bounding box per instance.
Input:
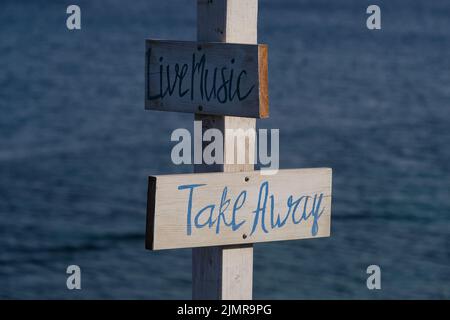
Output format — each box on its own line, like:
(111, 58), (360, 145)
(0, 0), (449, 299)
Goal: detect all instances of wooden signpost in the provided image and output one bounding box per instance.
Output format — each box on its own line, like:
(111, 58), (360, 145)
(146, 169), (331, 250)
(145, 40), (269, 118)
(144, 0), (332, 300)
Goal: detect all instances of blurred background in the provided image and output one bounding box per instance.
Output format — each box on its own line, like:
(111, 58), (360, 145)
(0, 0), (449, 299)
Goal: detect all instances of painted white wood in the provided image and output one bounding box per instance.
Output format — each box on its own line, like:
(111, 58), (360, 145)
(197, 0), (258, 45)
(191, 114), (256, 300)
(191, 243), (252, 299)
(193, 0), (259, 300)
(145, 40), (269, 118)
(221, 244), (253, 300)
(146, 168), (332, 250)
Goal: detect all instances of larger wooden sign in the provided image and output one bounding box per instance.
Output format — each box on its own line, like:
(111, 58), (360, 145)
(145, 40), (269, 118)
(146, 168), (332, 250)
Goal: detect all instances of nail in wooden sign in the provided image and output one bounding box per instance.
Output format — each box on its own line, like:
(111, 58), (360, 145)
(146, 168), (332, 250)
(145, 40), (269, 118)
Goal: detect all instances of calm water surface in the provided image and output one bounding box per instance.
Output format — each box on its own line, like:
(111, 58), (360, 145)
(0, 0), (449, 299)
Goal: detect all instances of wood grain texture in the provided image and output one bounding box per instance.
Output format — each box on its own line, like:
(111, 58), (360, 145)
(258, 45), (269, 118)
(193, 0), (258, 300)
(146, 168), (332, 250)
(192, 114), (255, 300)
(221, 244), (253, 300)
(145, 40), (269, 118)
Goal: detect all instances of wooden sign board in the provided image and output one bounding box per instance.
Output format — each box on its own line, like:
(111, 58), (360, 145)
(146, 168), (332, 250)
(145, 40), (269, 118)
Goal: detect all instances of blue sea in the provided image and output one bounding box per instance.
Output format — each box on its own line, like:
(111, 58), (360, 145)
(0, 0), (449, 299)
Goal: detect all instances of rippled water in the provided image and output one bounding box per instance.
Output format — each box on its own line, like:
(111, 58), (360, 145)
(0, 0), (449, 299)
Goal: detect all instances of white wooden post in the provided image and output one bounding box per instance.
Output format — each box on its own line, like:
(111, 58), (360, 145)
(193, 0), (258, 300)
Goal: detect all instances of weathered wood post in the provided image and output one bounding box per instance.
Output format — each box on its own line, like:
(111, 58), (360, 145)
(193, 0), (258, 300)
(144, 0), (332, 301)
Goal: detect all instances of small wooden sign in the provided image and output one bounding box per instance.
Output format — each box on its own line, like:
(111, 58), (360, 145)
(146, 168), (332, 250)
(145, 40), (269, 118)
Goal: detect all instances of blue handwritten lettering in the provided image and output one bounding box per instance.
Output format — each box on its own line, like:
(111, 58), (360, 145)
(177, 183), (206, 235)
(250, 181), (270, 236)
(177, 182), (325, 237)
